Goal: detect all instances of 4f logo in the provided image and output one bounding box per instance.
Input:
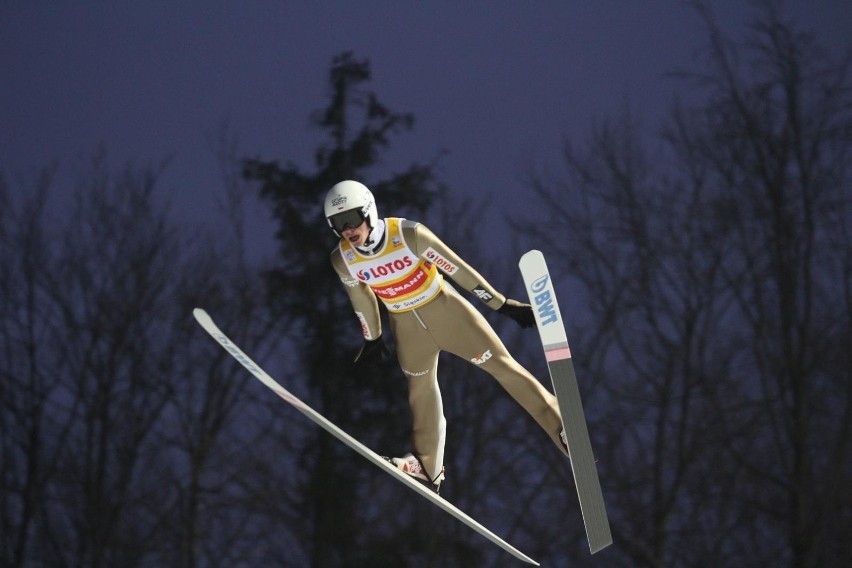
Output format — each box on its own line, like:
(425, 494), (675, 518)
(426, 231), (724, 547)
(473, 286), (493, 303)
(530, 275), (558, 325)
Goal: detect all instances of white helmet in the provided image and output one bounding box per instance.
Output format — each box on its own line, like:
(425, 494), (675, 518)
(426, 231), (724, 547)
(324, 180), (378, 237)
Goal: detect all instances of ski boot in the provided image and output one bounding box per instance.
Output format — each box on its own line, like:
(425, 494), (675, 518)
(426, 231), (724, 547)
(384, 453), (445, 493)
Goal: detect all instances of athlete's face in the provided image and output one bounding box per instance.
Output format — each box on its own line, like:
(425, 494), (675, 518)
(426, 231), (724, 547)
(342, 221), (370, 247)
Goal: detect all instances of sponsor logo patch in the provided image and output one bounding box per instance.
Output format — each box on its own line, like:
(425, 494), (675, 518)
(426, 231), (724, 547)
(422, 247), (459, 275)
(373, 267), (429, 298)
(421, 247), (459, 276)
(403, 368), (430, 377)
(355, 311), (373, 340)
(473, 286), (494, 303)
(530, 275), (558, 325)
(471, 350), (493, 365)
(356, 256), (415, 282)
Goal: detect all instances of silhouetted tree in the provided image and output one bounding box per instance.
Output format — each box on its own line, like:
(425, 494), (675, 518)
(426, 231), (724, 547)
(0, 154), (274, 568)
(522, 3), (851, 567)
(242, 51), (445, 566)
(673, 4), (852, 566)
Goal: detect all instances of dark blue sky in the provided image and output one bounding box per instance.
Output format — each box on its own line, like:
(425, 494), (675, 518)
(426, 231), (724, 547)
(2, 2), (850, 259)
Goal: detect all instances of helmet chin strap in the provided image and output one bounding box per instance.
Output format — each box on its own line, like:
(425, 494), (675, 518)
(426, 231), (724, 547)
(356, 218), (386, 255)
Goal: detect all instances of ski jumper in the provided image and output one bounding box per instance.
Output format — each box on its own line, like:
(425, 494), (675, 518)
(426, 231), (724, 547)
(331, 218), (566, 480)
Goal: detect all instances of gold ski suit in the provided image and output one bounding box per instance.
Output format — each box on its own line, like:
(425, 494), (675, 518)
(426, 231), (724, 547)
(331, 218), (566, 481)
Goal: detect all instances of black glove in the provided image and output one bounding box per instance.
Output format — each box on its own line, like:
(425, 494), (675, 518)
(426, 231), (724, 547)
(354, 337), (391, 367)
(497, 299), (536, 329)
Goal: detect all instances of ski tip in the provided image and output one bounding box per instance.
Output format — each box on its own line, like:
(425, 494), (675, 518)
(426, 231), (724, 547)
(192, 308), (211, 325)
(519, 249), (544, 265)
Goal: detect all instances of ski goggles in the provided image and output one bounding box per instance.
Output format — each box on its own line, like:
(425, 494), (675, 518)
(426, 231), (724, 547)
(328, 209), (366, 233)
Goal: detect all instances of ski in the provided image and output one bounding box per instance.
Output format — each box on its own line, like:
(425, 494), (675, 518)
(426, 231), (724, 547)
(192, 308), (539, 566)
(519, 250), (613, 554)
